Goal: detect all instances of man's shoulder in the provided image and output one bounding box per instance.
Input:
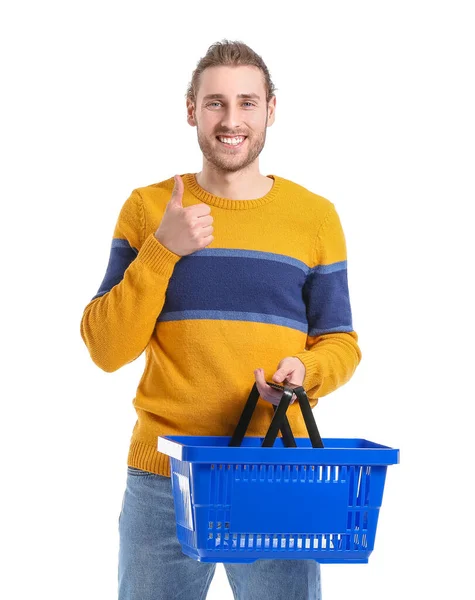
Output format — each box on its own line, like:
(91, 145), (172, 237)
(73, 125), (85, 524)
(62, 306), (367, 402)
(276, 174), (334, 213)
(128, 175), (181, 221)
(133, 174), (175, 200)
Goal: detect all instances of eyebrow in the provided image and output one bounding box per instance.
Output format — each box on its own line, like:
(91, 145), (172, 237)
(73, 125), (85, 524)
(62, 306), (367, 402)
(202, 93), (261, 102)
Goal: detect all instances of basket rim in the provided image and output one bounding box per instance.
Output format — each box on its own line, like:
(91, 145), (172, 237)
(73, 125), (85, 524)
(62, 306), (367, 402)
(157, 435), (400, 466)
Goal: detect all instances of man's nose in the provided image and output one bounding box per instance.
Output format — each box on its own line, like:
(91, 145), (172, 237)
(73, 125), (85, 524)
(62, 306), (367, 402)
(220, 106), (242, 131)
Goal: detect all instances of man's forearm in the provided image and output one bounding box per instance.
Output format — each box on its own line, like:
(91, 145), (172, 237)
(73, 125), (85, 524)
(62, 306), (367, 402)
(293, 330), (361, 402)
(81, 232), (180, 372)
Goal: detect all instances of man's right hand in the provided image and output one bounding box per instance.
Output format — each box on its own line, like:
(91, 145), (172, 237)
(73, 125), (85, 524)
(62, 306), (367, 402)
(154, 174), (214, 256)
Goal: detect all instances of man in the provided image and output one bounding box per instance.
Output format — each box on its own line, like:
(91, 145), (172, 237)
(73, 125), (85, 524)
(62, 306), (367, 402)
(80, 39), (361, 600)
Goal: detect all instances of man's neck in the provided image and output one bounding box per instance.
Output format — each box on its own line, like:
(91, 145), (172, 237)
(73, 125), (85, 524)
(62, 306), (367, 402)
(195, 169), (274, 200)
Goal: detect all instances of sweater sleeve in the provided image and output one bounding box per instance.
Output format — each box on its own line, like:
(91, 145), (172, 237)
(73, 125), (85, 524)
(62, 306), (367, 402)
(292, 203), (362, 402)
(80, 189), (182, 372)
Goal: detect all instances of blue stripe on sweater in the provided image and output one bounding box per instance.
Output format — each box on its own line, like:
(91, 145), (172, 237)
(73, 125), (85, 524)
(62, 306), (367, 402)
(159, 252), (307, 327)
(92, 241), (353, 335)
(92, 238), (138, 300)
(311, 260), (347, 275)
(195, 248), (310, 273)
(158, 251), (353, 334)
(158, 310), (310, 333)
(302, 266), (353, 336)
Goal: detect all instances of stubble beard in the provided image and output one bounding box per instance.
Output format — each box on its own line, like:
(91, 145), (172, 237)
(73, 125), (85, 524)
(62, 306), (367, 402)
(196, 114), (268, 174)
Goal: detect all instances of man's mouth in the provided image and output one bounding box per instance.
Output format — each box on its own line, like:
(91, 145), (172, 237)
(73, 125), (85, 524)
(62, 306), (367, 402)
(216, 135), (247, 148)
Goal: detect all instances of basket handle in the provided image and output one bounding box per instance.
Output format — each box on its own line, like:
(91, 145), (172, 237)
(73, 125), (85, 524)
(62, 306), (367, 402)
(228, 381), (324, 448)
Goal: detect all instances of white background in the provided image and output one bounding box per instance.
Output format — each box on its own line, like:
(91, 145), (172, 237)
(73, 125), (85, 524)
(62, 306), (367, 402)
(1, 1), (473, 598)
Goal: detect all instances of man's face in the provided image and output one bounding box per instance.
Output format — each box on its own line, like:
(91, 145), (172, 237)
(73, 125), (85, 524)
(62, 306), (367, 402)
(187, 65), (276, 173)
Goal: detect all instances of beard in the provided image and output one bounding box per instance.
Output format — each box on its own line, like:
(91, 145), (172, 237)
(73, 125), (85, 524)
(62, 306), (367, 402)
(195, 114), (268, 174)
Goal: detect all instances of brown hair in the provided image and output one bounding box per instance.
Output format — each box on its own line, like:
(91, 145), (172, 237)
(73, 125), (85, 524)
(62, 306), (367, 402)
(186, 39), (277, 105)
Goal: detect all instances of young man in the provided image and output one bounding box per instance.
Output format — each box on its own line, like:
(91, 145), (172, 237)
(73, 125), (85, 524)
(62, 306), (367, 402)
(80, 39), (362, 600)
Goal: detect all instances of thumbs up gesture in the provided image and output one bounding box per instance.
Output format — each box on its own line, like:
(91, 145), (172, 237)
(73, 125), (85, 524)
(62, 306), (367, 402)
(154, 175), (214, 256)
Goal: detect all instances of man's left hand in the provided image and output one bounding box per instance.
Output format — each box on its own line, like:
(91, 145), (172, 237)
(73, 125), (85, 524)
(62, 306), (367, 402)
(254, 357), (306, 406)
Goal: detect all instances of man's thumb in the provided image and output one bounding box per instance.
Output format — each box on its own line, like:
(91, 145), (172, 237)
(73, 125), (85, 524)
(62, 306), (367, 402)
(169, 174), (184, 208)
(272, 369), (288, 383)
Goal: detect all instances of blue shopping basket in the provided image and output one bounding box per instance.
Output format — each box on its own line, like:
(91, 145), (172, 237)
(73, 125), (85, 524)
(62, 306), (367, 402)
(157, 381), (399, 564)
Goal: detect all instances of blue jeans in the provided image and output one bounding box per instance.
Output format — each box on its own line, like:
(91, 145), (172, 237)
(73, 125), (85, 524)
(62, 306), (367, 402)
(118, 466), (322, 600)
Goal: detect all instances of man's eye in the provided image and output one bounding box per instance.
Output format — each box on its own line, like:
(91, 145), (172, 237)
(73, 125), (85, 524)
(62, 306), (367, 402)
(207, 102), (256, 108)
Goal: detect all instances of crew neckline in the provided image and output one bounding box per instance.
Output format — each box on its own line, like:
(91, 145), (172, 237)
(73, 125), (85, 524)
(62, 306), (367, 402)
(182, 173), (281, 210)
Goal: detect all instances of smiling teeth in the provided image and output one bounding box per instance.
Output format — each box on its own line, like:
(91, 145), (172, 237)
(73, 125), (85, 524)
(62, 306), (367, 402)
(218, 136), (245, 145)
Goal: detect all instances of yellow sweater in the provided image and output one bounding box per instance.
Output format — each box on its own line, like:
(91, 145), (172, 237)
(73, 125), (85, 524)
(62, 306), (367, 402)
(80, 173), (362, 477)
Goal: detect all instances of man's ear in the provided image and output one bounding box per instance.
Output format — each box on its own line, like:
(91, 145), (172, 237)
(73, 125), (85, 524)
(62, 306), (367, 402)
(186, 99), (196, 127)
(267, 95), (276, 126)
